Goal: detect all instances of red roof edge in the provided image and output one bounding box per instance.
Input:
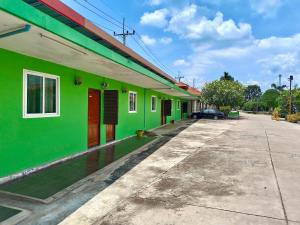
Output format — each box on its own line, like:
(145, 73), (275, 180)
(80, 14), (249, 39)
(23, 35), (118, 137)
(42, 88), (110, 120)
(36, 0), (177, 83)
(38, 0), (85, 26)
(176, 82), (201, 96)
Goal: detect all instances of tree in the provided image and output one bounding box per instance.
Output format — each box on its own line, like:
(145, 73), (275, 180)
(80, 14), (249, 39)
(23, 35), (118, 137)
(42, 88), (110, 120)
(271, 83), (287, 92)
(220, 72), (234, 81)
(243, 100), (267, 112)
(201, 80), (245, 108)
(277, 89), (300, 116)
(245, 85), (262, 101)
(294, 89), (300, 111)
(261, 89), (280, 110)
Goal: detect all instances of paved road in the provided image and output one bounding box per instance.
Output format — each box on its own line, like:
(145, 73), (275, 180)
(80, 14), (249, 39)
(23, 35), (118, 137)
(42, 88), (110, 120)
(61, 113), (300, 225)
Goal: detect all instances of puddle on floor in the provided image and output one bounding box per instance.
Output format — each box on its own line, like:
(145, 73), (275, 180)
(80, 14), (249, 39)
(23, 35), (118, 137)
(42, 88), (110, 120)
(0, 206), (21, 222)
(0, 136), (156, 200)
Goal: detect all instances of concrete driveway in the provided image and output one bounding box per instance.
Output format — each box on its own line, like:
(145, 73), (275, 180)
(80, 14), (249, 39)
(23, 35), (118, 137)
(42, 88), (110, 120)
(61, 113), (300, 225)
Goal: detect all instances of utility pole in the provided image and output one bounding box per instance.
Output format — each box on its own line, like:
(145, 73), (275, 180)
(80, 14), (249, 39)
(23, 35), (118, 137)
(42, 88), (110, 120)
(288, 75), (293, 115)
(192, 78), (197, 88)
(279, 74), (282, 87)
(114, 18), (135, 46)
(175, 71), (184, 82)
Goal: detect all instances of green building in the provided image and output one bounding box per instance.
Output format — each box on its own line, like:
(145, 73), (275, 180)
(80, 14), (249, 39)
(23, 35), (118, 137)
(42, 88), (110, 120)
(0, 0), (199, 180)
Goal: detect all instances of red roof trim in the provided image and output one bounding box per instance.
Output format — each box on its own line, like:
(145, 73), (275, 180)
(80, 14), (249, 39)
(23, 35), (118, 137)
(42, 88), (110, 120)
(176, 82), (201, 96)
(36, 0), (176, 83)
(38, 0), (85, 26)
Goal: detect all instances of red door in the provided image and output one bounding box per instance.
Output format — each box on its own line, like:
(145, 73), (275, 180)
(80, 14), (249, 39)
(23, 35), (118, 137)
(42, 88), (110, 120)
(88, 89), (100, 148)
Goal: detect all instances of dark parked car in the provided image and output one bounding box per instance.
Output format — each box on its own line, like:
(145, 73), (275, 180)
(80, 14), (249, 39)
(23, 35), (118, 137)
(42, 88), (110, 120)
(192, 109), (225, 120)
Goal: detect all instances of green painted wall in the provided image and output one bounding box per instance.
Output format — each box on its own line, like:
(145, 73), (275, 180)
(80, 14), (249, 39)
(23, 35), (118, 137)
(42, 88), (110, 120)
(0, 48), (182, 178)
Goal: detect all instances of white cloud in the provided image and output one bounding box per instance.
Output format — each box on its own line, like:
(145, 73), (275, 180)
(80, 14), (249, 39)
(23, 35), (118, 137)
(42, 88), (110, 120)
(246, 79), (260, 85)
(256, 34), (300, 51)
(258, 53), (299, 75)
(167, 5), (252, 40)
(160, 37), (173, 44)
(140, 9), (169, 28)
(250, 0), (283, 17)
(138, 3), (298, 89)
(173, 59), (190, 67)
(167, 4), (198, 34)
(140, 35), (157, 46)
(175, 33), (300, 90)
(254, 34), (300, 75)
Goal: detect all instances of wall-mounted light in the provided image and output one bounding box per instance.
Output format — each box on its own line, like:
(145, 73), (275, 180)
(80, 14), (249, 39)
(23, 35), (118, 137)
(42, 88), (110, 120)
(101, 82), (109, 89)
(74, 76), (83, 86)
(121, 87), (128, 93)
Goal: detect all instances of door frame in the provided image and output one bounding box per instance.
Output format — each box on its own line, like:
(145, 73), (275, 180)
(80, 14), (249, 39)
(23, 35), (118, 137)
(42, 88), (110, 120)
(88, 88), (101, 148)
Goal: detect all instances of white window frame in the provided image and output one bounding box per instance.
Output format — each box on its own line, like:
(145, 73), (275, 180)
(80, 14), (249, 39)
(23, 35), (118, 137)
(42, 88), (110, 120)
(128, 91), (137, 113)
(151, 95), (157, 112)
(23, 69), (60, 118)
(177, 100), (181, 110)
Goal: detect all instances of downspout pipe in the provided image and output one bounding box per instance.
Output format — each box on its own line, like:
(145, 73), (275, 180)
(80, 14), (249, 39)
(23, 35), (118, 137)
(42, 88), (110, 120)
(0, 24), (31, 39)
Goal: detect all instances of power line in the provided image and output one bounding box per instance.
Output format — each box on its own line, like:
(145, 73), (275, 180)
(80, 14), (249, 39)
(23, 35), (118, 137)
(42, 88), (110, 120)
(71, 0), (176, 77)
(132, 36), (162, 68)
(90, 20), (115, 32)
(72, 0), (123, 29)
(135, 32), (176, 76)
(82, 0), (124, 27)
(98, 0), (134, 30)
(90, 0), (175, 74)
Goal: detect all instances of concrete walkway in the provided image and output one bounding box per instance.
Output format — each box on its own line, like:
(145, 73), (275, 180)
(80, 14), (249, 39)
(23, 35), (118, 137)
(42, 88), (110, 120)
(60, 113), (300, 225)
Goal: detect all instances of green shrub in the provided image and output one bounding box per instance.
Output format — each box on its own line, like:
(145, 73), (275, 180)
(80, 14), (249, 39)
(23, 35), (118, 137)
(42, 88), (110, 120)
(243, 100), (267, 112)
(219, 106), (231, 116)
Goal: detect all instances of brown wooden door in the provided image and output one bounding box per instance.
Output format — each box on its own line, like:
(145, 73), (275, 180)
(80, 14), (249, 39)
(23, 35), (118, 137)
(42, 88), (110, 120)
(161, 100), (166, 125)
(88, 89), (100, 148)
(106, 124), (115, 142)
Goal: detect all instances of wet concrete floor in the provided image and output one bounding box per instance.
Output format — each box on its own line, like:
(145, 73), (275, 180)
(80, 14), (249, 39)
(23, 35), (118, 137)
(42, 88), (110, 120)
(0, 136), (155, 200)
(0, 120), (196, 225)
(61, 114), (300, 225)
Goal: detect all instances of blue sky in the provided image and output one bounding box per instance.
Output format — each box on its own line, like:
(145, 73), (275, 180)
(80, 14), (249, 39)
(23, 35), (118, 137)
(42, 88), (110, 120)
(62, 0), (300, 90)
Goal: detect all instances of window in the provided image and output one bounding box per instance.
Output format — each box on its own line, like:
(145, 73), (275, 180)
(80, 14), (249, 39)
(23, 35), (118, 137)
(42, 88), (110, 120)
(177, 100), (181, 110)
(151, 96), (157, 112)
(129, 91), (137, 113)
(23, 70), (60, 118)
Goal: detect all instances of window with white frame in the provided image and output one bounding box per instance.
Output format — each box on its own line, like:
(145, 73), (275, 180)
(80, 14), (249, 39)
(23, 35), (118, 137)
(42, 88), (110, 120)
(129, 91), (137, 113)
(177, 100), (181, 110)
(23, 70), (60, 118)
(151, 96), (157, 112)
